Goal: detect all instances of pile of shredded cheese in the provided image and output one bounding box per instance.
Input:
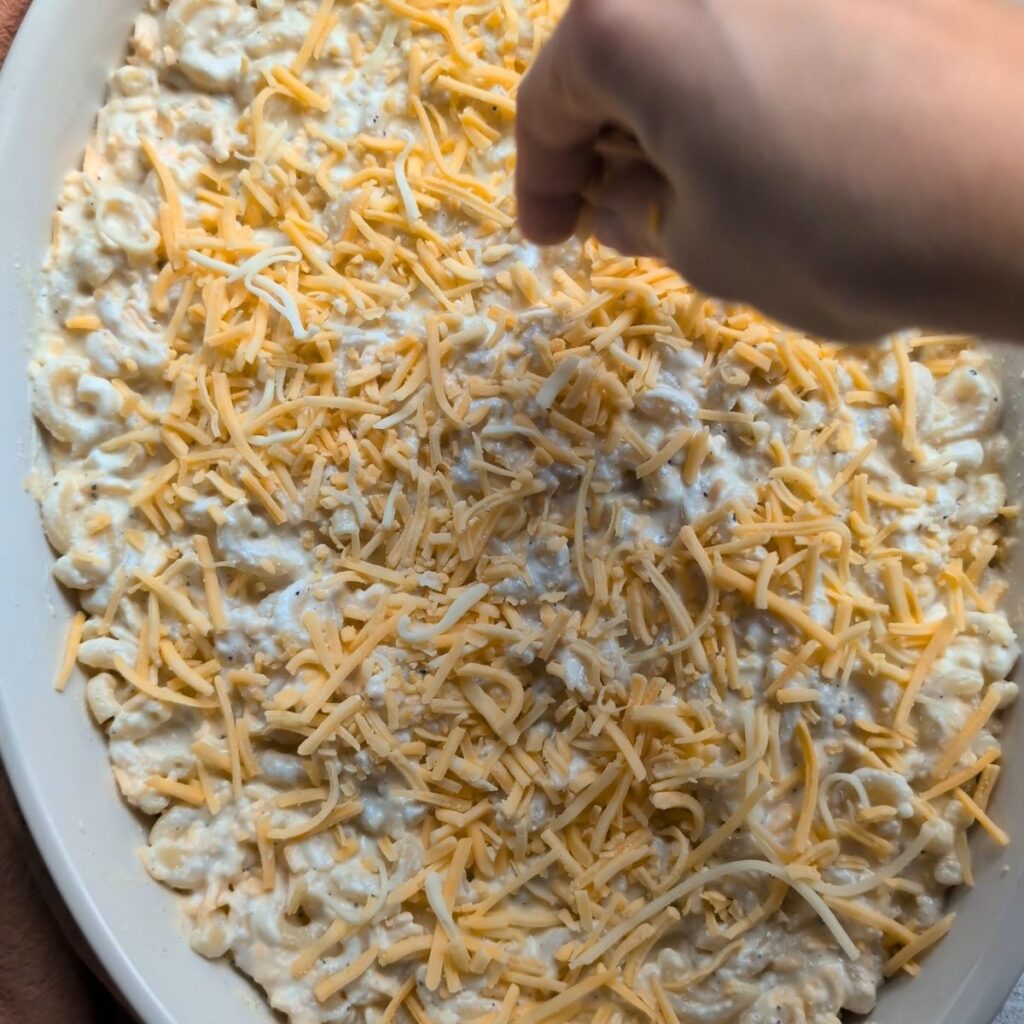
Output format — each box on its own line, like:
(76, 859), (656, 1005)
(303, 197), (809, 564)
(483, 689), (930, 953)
(35, 1), (1020, 1021)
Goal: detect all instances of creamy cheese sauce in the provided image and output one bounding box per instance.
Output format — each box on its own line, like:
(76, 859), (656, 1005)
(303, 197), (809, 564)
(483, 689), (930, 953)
(33, 2), (1019, 1022)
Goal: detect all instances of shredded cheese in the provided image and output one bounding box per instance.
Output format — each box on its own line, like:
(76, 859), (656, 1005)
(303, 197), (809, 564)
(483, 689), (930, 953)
(42, 3), (1016, 1021)
(883, 914), (956, 978)
(54, 611), (86, 692)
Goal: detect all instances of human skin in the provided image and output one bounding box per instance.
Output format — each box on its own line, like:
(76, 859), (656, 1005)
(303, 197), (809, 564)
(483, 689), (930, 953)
(516, 0), (1024, 341)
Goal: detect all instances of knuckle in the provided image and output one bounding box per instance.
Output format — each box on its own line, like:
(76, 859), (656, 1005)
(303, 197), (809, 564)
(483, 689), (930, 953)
(569, 0), (629, 62)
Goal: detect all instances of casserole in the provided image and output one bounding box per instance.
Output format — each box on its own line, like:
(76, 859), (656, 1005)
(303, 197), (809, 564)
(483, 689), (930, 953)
(1, 2), (1022, 1022)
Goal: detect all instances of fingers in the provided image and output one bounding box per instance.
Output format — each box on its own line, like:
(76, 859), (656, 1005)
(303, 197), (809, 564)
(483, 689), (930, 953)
(516, 0), (667, 245)
(515, 13), (605, 243)
(586, 157), (671, 257)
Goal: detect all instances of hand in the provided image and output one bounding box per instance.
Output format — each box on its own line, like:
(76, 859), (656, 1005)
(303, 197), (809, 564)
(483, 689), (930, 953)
(0, 766), (136, 1023)
(516, 0), (1024, 340)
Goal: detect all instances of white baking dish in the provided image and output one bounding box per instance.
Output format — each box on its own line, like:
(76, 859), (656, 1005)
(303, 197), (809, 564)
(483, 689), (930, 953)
(1, 2), (1022, 1022)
